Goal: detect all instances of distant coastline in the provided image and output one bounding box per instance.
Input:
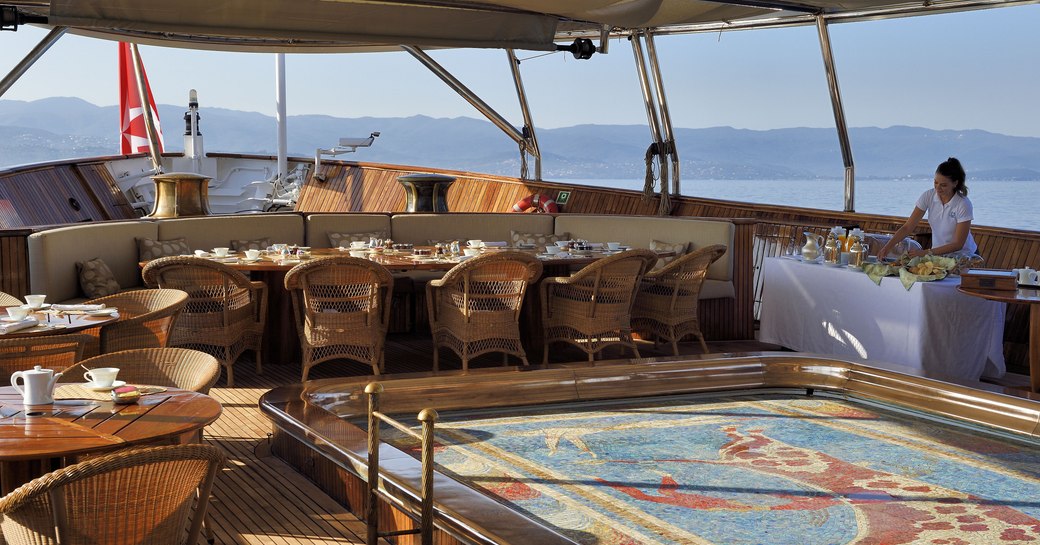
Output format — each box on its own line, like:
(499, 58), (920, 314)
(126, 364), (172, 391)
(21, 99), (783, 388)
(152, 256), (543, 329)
(2, 98), (1040, 181)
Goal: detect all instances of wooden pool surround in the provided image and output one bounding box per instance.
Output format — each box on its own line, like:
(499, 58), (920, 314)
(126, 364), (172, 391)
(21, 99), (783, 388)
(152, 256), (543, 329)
(260, 353), (1040, 545)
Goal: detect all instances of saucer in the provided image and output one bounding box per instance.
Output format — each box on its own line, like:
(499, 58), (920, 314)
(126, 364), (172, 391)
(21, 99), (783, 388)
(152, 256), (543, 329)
(86, 308), (118, 316)
(85, 380), (126, 392)
(1, 316), (29, 322)
(28, 303), (51, 310)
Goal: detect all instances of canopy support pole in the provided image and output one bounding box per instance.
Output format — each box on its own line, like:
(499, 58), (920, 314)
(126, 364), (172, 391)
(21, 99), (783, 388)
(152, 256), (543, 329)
(644, 31), (680, 201)
(631, 32), (671, 216)
(402, 46), (530, 177)
(816, 16), (855, 212)
(128, 43), (163, 173)
(0, 26), (67, 99)
(507, 49), (542, 181)
(276, 53), (288, 182)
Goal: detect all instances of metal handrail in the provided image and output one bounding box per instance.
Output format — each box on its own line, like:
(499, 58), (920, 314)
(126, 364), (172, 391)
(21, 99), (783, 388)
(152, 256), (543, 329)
(365, 382), (437, 545)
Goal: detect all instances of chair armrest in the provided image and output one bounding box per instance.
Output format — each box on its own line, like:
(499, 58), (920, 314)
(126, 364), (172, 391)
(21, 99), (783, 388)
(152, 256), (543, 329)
(249, 280), (268, 328)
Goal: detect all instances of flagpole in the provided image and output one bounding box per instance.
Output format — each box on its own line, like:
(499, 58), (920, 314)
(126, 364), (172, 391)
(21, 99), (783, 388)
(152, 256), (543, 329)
(275, 53), (288, 182)
(129, 43), (164, 173)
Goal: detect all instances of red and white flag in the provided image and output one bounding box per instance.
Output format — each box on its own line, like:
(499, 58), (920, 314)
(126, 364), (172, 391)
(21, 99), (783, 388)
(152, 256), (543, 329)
(118, 42), (164, 155)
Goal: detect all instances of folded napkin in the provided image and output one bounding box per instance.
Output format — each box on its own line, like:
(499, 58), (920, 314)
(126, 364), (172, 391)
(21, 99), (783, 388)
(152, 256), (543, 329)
(0, 316), (38, 334)
(483, 241), (508, 247)
(50, 304), (105, 312)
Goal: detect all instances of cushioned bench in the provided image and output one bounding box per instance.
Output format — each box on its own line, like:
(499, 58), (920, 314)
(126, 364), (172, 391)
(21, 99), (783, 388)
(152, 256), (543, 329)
(25, 212), (746, 340)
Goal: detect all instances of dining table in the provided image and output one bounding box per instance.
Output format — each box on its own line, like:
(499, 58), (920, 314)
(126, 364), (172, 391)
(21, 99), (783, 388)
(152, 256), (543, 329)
(0, 385), (222, 494)
(144, 246), (671, 366)
(759, 256), (1006, 383)
(0, 306), (118, 338)
(957, 285), (1040, 392)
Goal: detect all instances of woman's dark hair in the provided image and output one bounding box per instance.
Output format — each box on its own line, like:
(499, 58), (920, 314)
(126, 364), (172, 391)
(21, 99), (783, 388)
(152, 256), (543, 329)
(936, 157), (968, 197)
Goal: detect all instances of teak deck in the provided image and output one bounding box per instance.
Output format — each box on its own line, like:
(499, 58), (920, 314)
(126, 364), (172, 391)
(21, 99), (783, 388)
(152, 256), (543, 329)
(198, 334), (775, 544)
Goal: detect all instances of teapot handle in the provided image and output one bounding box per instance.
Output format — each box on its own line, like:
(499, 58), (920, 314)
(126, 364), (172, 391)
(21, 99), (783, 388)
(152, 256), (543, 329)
(11, 371), (25, 395)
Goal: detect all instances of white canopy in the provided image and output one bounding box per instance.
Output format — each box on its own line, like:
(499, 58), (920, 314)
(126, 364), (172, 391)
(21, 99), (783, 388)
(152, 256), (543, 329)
(6, 0), (1030, 52)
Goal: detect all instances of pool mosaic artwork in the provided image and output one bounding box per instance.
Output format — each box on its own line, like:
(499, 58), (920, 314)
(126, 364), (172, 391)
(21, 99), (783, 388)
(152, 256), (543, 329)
(384, 394), (1040, 545)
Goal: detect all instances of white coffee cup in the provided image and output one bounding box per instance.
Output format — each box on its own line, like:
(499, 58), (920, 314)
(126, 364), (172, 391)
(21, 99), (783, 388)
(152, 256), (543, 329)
(84, 367), (119, 388)
(349, 241), (367, 249)
(6, 305), (31, 320)
(194, 249), (208, 257)
(606, 242), (621, 251)
(24, 294), (46, 309)
(244, 249), (261, 260)
(555, 240), (571, 248)
(545, 245), (561, 255)
(212, 247), (230, 257)
(467, 240), (483, 248)
(1014, 267), (1038, 285)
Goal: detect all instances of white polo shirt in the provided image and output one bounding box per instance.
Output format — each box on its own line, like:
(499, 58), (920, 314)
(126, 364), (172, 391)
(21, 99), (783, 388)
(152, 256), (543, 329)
(915, 188), (977, 255)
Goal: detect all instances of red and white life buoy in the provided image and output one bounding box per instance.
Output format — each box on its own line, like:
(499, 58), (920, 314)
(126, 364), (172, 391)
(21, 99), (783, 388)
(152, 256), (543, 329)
(512, 193), (559, 214)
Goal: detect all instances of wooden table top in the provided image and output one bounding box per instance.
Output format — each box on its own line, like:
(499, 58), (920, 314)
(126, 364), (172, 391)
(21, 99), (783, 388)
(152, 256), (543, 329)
(0, 386), (221, 461)
(957, 285), (1040, 304)
(0, 307), (118, 338)
(141, 246), (673, 273)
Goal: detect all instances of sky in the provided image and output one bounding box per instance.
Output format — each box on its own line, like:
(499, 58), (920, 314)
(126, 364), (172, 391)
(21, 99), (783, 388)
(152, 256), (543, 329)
(1, 4), (1039, 137)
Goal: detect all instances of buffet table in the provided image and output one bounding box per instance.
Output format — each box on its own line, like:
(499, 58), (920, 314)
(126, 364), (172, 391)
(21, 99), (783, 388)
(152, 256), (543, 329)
(759, 257), (1006, 382)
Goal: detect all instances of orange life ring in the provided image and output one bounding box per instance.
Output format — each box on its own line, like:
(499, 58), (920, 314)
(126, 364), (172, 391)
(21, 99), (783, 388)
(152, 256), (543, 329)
(512, 193), (559, 214)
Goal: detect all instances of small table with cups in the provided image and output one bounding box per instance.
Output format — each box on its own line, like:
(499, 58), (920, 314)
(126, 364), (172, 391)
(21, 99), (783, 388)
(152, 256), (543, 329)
(0, 384), (221, 494)
(0, 302), (119, 338)
(957, 282), (1040, 393)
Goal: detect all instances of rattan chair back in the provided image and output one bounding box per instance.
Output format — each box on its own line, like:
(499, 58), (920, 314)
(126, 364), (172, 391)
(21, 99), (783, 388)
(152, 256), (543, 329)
(0, 444), (225, 545)
(61, 347), (221, 394)
(0, 291), (22, 307)
(284, 256), (394, 380)
(0, 333), (93, 383)
(142, 257), (267, 387)
(540, 249), (658, 363)
(84, 288), (188, 354)
(632, 244), (727, 355)
(427, 251), (543, 372)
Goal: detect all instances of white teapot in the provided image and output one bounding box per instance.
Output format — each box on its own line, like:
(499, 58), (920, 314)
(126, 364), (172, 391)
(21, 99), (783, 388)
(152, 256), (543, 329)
(11, 365), (62, 405)
(802, 232), (823, 261)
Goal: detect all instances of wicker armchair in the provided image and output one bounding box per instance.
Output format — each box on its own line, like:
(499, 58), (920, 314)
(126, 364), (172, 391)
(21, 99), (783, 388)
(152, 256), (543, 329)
(142, 256), (267, 387)
(0, 444), (224, 545)
(427, 251), (543, 372)
(0, 291), (22, 306)
(632, 244), (727, 355)
(540, 249), (658, 364)
(84, 288), (188, 354)
(61, 347), (221, 394)
(284, 256), (394, 381)
(0, 333), (93, 382)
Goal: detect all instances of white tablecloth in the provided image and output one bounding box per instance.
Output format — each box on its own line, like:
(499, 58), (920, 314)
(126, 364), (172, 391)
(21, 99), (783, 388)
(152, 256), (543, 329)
(759, 257), (1006, 381)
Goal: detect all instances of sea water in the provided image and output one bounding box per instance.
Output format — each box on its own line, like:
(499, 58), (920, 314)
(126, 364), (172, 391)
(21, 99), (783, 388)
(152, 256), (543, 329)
(563, 178), (1040, 232)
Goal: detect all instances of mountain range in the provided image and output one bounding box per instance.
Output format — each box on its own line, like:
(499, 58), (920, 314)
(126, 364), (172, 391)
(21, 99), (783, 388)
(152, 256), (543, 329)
(2, 97), (1039, 181)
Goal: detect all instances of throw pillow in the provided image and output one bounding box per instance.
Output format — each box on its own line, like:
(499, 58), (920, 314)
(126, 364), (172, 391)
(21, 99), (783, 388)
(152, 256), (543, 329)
(77, 257), (121, 298)
(328, 230), (389, 248)
(510, 230), (569, 247)
(230, 237), (272, 251)
(136, 237), (192, 261)
(651, 239), (691, 270)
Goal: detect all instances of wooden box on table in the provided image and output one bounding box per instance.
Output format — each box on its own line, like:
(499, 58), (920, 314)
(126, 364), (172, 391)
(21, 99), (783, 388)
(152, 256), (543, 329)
(960, 269), (1017, 291)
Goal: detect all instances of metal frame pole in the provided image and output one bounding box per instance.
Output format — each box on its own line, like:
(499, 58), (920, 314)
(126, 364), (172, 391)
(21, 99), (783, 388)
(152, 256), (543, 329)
(128, 43), (164, 173)
(631, 33), (671, 214)
(643, 31), (680, 197)
(402, 45), (525, 146)
(365, 383), (383, 545)
(507, 49), (542, 180)
(0, 27), (67, 98)
(816, 16), (856, 212)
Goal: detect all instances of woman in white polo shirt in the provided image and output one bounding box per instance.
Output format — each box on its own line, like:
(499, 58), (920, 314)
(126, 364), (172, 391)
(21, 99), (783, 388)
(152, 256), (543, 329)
(877, 157), (977, 260)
